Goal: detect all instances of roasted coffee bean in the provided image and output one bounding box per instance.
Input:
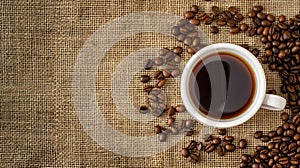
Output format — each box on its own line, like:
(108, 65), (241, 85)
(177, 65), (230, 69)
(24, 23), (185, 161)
(168, 117), (175, 126)
(210, 26), (219, 34)
(281, 112), (289, 121)
(154, 70), (163, 79)
(185, 129), (194, 136)
(167, 106), (175, 116)
(278, 157), (288, 165)
(143, 85), (153, 93)
(282, 122), (290, 130)
(141, 75), (150, 83)
(192, 37), (200, 46)
(261, 20), (271, 27)
(217, 146), (226, 156)
(190, 18), (200, 25)
(240, 23), (249, 31)
(268, 131), (277, 138)
(144, 59), (154, 70)
(292, 46), (300, 53)
(176, 104), (185, 112)
(261, 136), (270, 142)
(287, 85), (296, 93)
(261, 56), (268, 64)
(278, 22), (288, 30)
(171, 127), (179, 135)
(224, 136), (234, 142)
(154, 57), (164, 66)
(187, 155), (198, 163)
(187, 47), (196, 54)
(205, 143), (215, 153)
(230, 27), (240, 34)
(239, 139), (247, 149)
(262, 27), (269, 36)
(216, 19), (227, 26)
(212, 138), (221, 145)
(154, 125), (162, 134)
(185, 119), (193, 128)
(185, 11), (195, 19)
(283, 31), (291, 40)
(257, 26), (264, 35)
(159, 133), (167, 142)
(218, 129), (226, 135)
(248, 11), (256, 18)
(225, 144), (236, 152)
(254, 131), (263, 139)
(251, 48), (260, 57)
(227, 19), (236, 27)
(191, 5), (199, 13)
(253, 6), (263, 12)
(181, 148), (190, 158)
(282, 136), (290, 142)
(171, 68), (180, 77)
(257, 12), (266, 20)
(173, 46), (183, 55)
(140, 106), (150, 114)
(162, 70), (171, 78)
(267, 14), (275, 22)
(156, 80), (166, 88)
(278, 15), (286, 23)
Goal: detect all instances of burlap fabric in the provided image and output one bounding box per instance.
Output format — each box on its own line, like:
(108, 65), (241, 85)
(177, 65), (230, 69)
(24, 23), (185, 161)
(1, 0), (300, 167)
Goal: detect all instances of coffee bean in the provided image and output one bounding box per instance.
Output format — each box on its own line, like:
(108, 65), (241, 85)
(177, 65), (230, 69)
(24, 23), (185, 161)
(185, 119), (193, 129)
(248, 27), (256, 36)
(140, 75), (150, 83)
(176, 104), (185, 112)
(256, 26), (264, 35)
(159, 133), (167, 142)
(278, 157), (289, 165)
(240, 23), (249, 31)
(171, 68), (180, 77)
(254, 131), (263, 139)
(278, 15), (286, 23)
(216, 19), (227, 26)
(261, 20), (271, 27)
(253, 6), (263, 12)
(156, 80), (166, 88)
(292, 46), (300, 53)
(239, 139), (247, 149)
(205, 143), (215, 153)
(234, 13), (244, 22)
(168, 117), (175, 126)
(140, 106), (149, 114)
(230, 27), (240, 34)
(204, 134), (213, 142)
(143, 85), (153, 93)
(182, 148), (190, 158)
(191, 5), (199, 13)
(211, 6), (220, 15)
(248, 11), (256, 18)
(154, 57), (164, 66)
(187, 47), (196, 54)
(217, 146), (226, 156)
(212, 138), (221, 145)
(190, 18), (200, 25)
(261, 56), (268, 64)
(210, 26), (219, 34)
(224, 136), (234, 142)
(281, 112), (289, 121)
(267, 14), (275, 22)
(185, 11), (195, 19)
(225, 144), (236, 152)
(162, 70), (171, 78)
(154, 70), (163, 79)
(218, 129), (226, 135)
(278, 22), (288, 30)
(228, 6), (238, 15)
(268, 131), (277, 138)
(204, 17), (213, 25)
(283, 31), (292, 40)
(257, 12), (266, 20)
(261, 136), (270, 142)
(173, 47), (183, 55)
(154, 125), (162, 134)
(171, 127), (179, 135)
(167, 106), (175, 116)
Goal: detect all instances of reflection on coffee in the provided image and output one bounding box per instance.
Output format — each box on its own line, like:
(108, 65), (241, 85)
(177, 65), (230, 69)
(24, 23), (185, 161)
(189, 52), (256, 119)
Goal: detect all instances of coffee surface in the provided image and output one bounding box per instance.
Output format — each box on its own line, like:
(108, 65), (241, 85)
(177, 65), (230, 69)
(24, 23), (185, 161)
(189, 52), (255, 119)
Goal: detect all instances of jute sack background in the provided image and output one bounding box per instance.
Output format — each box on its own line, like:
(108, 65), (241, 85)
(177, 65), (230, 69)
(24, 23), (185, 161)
(0, 0), (299, 167)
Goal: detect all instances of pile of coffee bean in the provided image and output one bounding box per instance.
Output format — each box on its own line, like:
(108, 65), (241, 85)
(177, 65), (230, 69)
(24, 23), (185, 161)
(181, 128), (249, 163)
(239, 113), (300, 167)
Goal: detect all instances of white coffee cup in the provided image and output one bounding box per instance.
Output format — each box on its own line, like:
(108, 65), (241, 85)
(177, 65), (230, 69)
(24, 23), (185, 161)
(181, 43), (286, 128)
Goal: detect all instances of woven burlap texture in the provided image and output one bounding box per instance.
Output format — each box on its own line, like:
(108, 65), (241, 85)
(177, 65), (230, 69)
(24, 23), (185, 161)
(1, 0), (300, 167)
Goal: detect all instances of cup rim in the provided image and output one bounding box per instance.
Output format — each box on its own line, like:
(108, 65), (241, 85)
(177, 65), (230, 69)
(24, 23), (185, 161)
(181, 43), (266, 128)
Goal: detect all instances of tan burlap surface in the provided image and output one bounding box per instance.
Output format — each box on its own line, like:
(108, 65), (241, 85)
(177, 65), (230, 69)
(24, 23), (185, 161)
(1, 0), (300, 167)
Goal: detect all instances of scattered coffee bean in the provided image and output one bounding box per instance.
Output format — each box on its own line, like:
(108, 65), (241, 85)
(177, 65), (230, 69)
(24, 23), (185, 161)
(212, 137), (221, 145)
(230, 27), (240, 34)
(185, 11), (195, 19)
(185, 119), (193, 128)
(140, 75), (150, 83)
(210, 26), (219, 34)
(176, 104), (186, 112)
(144, 59), (154, 70)
(239, 139), (247, 149)
(182, 148), (190, 158)
(251, 48), (260, 57)
(154, 57), (164, 66)
(217, 146), (226, 156)
(254, 131), (263, 139)
(252, 6), (263, 12)
(168, 117), (175, 126)
(191, 5), (199, 13)
(225, 144), (236, 152)
(159, 133), (167, 142)
(205, 143), (215, 153)
(173, 46), (183, 55)
(218, 129), (226, 135)
(154, 125), (162, 134)
(240, 23), (249, 31)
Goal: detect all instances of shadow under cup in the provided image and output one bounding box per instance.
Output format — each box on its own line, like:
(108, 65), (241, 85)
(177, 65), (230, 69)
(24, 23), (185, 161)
(181, 43), (267, 128)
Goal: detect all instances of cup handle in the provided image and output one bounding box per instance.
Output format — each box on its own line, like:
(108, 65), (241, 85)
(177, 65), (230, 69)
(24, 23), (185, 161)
(261, 94), (286, 110)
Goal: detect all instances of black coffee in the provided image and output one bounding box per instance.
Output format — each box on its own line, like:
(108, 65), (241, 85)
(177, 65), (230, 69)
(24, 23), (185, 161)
(189, 52), (256, 119)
